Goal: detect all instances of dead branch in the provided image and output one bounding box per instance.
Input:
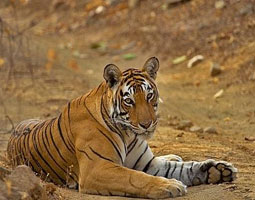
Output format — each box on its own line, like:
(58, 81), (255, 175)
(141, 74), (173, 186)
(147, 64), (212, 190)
(5, 115), (14, 133)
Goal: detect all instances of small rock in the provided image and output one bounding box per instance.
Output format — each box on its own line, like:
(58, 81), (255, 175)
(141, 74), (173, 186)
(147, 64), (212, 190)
(166, 0), (185, 3)
(0, 165), (47, 200)
(190, 125), (203, 133)
(0, 167), (11, 181)
(72, 50), (88, 59)
(172, 55), (187, 65)
(177, 120), (193, 130)
(128, 0), (139, 8)
(86, 69), (94, 75)
(165, 0), (191, 8)
(176, 132), (184, 137)
(204, 127), (218, 134)
(249, 71), (255, 81)
(224, 184), (237, 191)
(215, 0), (226, 9)
(239, 4), (254, 16)
(244, 136), (255, 142)
(210, 63), (222, 77)
(44, 183), (57, 195)
(95, 6), (105, 14)
(58, 43), (65, 50)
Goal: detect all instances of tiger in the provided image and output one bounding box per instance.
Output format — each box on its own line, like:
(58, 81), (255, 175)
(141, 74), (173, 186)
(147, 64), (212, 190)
(7, 57), (237, 199)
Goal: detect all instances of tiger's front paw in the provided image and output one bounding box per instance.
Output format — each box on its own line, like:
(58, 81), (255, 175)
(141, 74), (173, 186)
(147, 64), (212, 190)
(201, 159), (237, 184)
(147, 177), (187, 199)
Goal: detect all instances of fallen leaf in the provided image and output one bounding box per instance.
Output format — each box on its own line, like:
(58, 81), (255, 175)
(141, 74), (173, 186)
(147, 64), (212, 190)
(172, 55), (187, 65)
(0, 58), (5, 66)
(45, 62), (53, 72)
(47, 49), (57, 61)
(123, 53), (136, 60)
(19, 0), (29, 4)
(224, 117), (231, 122)
(214, 89), (224, 99)
(68, 60), (79, 71)
(90, 42), (106, 50)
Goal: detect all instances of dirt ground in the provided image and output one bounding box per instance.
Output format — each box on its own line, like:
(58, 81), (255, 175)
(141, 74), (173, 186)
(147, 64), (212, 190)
(0, 0), (255, 199)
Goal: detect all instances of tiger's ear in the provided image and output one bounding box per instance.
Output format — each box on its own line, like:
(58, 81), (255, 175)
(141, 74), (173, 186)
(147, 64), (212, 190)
(103, 64), (122, 88)
(142, 57), (159, 80)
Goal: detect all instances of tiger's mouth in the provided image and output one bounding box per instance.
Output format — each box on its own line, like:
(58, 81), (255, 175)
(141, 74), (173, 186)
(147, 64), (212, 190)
(118, 122), (156, 138)
(112, 117), (158, 139)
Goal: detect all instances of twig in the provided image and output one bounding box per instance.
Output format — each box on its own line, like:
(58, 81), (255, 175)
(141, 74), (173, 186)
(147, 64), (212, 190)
(5, 115), (15, 133)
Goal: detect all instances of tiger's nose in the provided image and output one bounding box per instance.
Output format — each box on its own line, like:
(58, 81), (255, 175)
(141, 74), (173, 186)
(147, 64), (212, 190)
(139, 120), (152, 129)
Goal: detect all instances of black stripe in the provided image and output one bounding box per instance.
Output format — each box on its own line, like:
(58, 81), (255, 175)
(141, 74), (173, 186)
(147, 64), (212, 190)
(97, 128), (124, 164)
(126, 79), (134, 87)
(100, 95), (127, 153)
(89, 146), (114, 163)
(187, 167), (192, 185)
(132, 144), (149, 169)
(123, 74), (133, 83)
(138, 140), (144, 147)
(101, 99), (122, 137)
(94, 82), (103, 94)
(62, 111), (75, 152)
(78, 96), (83, 105)
(165, 161), (172, 178)
(20, 134), (29, 165)
(67, 102), (75, 140)
(120, 89), (124, 97)
(77, 148), (93, 160)
(128, 83), (136, 91)
(23, 131), (39, 173)
(190, 162), (194, 173)
(133, 78), (146, 83)
(45, 119), (54, 147)
(153, 169), (160, 176)
(30, 124), (57, 179)
(127, 136), (137, 149)
(179, 163), (184, 180)
(57, 114), (74, 154)
(84, 100), (101, 124)
(41, 121), (77, 181)
(15, 133), (24, 163)
(171, 162), (177, 177)
(63, 119), (75, 153)
(119, 112), (128, 116)
(134, 73), (146, 78)
(31, 122), (66, 184)
(49, 119), (68, 163)
(127, 138), (138, 155)
(142, 156), (155, 172)
(101, 111), (125, 144)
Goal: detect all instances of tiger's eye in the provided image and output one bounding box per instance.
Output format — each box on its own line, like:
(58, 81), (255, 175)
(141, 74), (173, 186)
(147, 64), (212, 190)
(124, 98), (133, 105)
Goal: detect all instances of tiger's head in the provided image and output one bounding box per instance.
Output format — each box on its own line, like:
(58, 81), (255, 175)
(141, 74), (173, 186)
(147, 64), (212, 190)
(103, 57), (159, 139)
